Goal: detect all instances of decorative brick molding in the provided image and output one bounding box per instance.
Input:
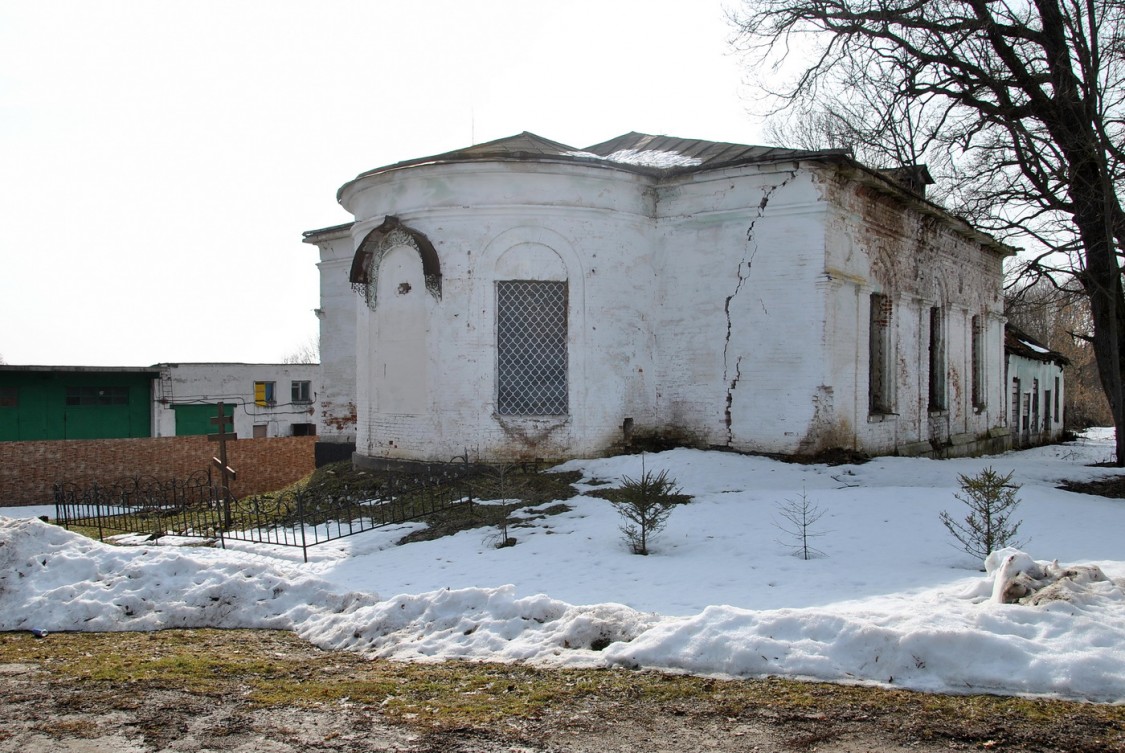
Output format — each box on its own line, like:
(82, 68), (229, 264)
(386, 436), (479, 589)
(0, 435), (316, 506)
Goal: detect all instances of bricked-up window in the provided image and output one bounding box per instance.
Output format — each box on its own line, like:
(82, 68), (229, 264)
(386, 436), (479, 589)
(929, 306), (946, 411)
(65, 386), (128, 406)
(254, 381), (275, 407)
(869, 293), (893, 414)
(1054, 376), (1060, 420)
(291, 380), (311, 403)
(971, 315), (985, 409)
(1012, 378), (1021, 429)
(1032, 378), (1040, 430)
(0, 386), (16, 407)
(496, 280), (568, 415)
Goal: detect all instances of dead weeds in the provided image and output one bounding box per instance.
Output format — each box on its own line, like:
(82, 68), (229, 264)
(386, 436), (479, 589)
(2, 629), (1123, 751)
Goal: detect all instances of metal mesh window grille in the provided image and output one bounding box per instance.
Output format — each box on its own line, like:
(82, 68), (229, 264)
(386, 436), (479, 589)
(497, 280), (568, 415)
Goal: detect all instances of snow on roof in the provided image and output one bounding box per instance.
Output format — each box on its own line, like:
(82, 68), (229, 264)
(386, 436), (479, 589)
(1005, 324), (1070, 365)
(567, 148), (705, 169)
(601, 149), (705, 168)
(1019, 338), (1052, 355)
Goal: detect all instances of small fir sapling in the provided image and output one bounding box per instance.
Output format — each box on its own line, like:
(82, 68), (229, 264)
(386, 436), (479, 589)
(940, 467), (1026, 561)
(774, 488), (827, 560)
(611, 460), (684, 555)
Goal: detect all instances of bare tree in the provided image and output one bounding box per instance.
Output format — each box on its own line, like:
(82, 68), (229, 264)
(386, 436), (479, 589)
(281, 336), (320, 365)
(773, 488), (828, 560)
(733, 0), (1125, 462)
(761, 61), (958, 207)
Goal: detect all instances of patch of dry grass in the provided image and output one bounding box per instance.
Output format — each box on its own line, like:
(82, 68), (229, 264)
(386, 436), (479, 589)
(2, 629), (1123, 751)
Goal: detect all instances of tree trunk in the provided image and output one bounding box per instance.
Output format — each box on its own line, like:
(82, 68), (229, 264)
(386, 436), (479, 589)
(1077, 213), (1125, 464)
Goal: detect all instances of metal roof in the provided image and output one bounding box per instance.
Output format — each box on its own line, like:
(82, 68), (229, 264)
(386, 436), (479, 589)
(1005, 324), (1070, 366)
(331, 131), (1013, 257)
(302, 222), (354, 242)
(347, 131), (849, 183)
(581, 132), (848, 174)
(0, 365), (162, 375)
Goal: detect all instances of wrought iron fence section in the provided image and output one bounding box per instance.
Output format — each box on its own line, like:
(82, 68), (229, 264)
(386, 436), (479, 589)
(54, 461), (476, 562)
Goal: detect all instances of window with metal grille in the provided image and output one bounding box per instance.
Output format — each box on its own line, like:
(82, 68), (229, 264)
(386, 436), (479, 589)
(496, 280), (568, 415)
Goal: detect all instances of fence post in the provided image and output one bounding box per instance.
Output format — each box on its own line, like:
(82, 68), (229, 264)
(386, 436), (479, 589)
(94, 482), (105, 542)
(297, 490), (308, 563)
(462, 452), (474, 515)
(53, 483), (64, 529)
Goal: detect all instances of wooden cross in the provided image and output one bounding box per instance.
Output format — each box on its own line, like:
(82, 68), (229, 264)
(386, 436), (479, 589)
(208, 402), (237, 527)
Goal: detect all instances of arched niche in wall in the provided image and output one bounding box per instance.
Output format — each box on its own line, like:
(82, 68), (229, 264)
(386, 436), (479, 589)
(369, 238), (432, 415)
(349, 216), (441, 310)
(868, 242), (899, 293)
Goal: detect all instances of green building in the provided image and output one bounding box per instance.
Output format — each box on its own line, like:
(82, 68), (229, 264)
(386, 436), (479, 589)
(0, 366), (160, 441)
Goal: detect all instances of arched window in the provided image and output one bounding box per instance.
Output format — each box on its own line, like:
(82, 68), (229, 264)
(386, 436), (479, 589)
(492, 241), (569, 417)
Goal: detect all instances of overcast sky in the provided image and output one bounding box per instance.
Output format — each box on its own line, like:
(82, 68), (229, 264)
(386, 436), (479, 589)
(0, 1), (769, 366)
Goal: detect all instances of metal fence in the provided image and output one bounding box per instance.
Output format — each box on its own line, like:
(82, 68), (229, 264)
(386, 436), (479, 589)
(54, 460), (476, 562)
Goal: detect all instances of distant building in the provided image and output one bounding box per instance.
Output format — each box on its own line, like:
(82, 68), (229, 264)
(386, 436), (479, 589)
(0, 365), (159, 441)
(307, 132), (1016, 465)
(0, 363), (320, 442)
(152, 363), (320, 439)
(1005, 325), (1068, 448)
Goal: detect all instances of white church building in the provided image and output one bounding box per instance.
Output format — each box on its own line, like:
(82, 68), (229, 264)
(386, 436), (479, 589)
(304, 132), (1013, 466)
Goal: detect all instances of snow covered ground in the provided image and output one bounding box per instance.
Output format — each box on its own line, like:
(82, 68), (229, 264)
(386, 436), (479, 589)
(3, 429), (1125, 702)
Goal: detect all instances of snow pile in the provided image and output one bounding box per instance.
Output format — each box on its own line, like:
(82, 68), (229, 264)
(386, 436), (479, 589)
(4, 432), (1125, 701)
(302, 586), (656, 665)
(985, 547), (1118, 606)
(605, 558), (1125, 699)
(0, 517), (375, 633)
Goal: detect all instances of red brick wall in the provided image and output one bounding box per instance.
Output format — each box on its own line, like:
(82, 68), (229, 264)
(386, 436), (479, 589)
(0, 435), (317, 506)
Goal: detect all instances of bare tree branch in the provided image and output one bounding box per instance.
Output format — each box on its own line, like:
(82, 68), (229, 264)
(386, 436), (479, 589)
(734, 0), (1125, 461)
